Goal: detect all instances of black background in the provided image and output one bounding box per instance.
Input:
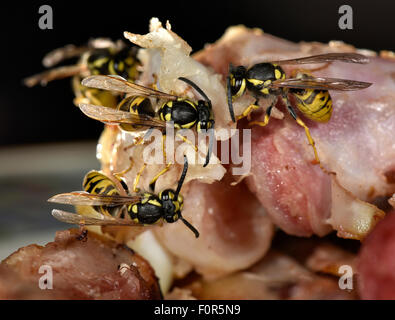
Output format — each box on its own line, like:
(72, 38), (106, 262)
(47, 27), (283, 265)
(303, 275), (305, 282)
(0, 0), (393, 145)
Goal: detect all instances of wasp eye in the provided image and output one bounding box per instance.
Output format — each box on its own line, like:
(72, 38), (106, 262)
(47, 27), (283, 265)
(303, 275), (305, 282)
(230, 76), (246, 99)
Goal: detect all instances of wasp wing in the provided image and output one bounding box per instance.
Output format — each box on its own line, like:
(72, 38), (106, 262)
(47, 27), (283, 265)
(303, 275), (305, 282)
(271, 53), (370, 65)
(23, 65), (86, 87)
(42, 44), (90, 68)
(270, 77), (372, 91)
(79, 104), (167, 129)
(48, 192), (142, 207)
(81, 75), (179, 100)
(52, 209), (142, 226)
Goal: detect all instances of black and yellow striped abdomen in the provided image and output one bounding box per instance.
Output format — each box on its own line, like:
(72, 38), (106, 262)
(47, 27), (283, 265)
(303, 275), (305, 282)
(83, 170), (123, 217)
(74, 47), (140, 108)
(158, 99), (198, 129)
(291, 88), (333, 123)
(117, 95), (155, 131)
(73, 76), (119, 109)
(87, 47), (140, 81)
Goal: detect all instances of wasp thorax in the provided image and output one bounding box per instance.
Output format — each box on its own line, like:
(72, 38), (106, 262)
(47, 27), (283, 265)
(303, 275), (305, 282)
(87, 49), (112, 75)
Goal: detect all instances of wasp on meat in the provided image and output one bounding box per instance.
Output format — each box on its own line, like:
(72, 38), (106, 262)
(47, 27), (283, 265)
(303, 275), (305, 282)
(78, 74), (215, 175)
(23, 38), (141, 108)
(49, 155), (200, 238)
(226, 52), (372, 170)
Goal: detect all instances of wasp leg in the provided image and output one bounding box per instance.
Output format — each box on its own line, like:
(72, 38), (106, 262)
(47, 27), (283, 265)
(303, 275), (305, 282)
(76, 219), (88, 241)
(248, 105), (273, 127)
(287, 105), (334, 174)
(133, 163), (147, 193)
(177, 133), (210, 166)
(124, 135), (146, 151)
(236, 100), (261, 121)
(176, 134), (198, 152)
(114, 156), (134, 180)
(162, 134), (168, 164)
(286, 105), (320, 162)
(149, 163), (173, 192)
(76, 228), (88, 242)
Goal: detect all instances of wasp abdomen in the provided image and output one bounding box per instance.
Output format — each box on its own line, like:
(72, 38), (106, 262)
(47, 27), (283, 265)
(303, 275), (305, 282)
(291, 89), (333, 123)
(83, 170), (121, 216)
(117, 96), (155, 131)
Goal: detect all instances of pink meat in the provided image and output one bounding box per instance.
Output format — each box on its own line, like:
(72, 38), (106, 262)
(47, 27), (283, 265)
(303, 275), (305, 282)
(358, 211), (395, 299)
(155, 176), (274, 279)
(195, 27), (395, 237)
(0, 229), (162, 299)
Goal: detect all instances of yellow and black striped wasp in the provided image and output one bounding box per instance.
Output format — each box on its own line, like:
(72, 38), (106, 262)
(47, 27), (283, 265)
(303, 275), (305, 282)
(49, 155), (199, 238)
(226, 52), (372, 169)
(24, 38), (141, 108)
(79, 74), (215, 170)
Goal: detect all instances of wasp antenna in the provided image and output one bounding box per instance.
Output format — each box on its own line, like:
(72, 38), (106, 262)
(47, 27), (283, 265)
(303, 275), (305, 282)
(180, 217), (200, 238)
(226, 75), (236, 122)
(178, 77), (211, 106)
(203, 126), (215, 167)
(175, 155), (188, 197)
(149, 180), (156, 192)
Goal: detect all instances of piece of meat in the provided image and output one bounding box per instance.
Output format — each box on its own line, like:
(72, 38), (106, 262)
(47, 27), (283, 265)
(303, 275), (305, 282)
(0, 229), (161, 299)
(357, 211), (395, 299)
(125, 18), (235, 134)
(389, 194), (395, 209)
(305, 243), (356, 277)
(154, 175), (275, 280)
(177, 251), (356, 300)
(165, 287), (196, 300)
(195, 25), (393, 238)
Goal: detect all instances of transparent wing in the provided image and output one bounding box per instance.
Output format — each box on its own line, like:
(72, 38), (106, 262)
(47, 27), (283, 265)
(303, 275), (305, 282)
(81, 75), (179, 100)
(271, 77), (372, 91)
(271, 53), (370, 65)
(42, 44), (90, 68)
(52, 209), (142, 226)
(48, 192), (142, 207)
(79, 104), (167, 129)
(87, 38), (119, 50)
(23, 65), (86, 87)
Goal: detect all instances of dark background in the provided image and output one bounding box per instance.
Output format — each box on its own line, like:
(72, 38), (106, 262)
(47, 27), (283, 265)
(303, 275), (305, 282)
(0, 0), (394, 146)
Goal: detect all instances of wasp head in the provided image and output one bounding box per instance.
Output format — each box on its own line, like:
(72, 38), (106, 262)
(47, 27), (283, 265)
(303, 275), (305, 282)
(227, 64), (247, 122)
(196, 101), (214, 132)
(229, 65), (247, 99)
(159, 189), (183, 223)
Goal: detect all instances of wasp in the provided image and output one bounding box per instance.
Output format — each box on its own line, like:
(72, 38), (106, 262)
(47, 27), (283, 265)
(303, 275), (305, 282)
(23, 38), (141, 108)
(226, 52), (372, 169)
(49, 155), (199, 238)
(78, 74), (215, 171)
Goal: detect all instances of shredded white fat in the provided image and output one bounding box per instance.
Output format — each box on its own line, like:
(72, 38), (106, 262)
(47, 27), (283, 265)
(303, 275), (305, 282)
(124, 18), (236, 139)
(327, 176), (385, 240)
(127, 230), (173, 294)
